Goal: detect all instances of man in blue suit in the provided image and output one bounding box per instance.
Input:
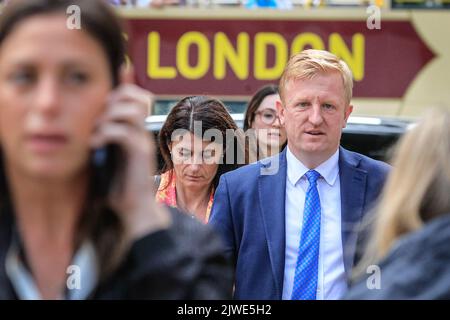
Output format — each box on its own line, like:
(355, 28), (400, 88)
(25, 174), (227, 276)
(209, 49), (390, 300)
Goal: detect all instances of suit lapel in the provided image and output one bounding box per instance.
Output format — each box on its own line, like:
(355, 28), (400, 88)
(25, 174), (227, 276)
(258, 149), (287, 299)
(339, 147), (367, 280)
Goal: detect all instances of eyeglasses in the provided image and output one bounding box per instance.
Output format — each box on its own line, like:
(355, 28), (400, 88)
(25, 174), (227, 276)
(255, 109), (280, 125)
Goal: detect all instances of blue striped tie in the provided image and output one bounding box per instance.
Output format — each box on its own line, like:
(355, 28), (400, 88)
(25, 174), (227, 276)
(291, 170), (321, 300)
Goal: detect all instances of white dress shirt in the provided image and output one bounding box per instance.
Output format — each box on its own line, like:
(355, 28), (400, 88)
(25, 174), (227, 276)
(6, 239), (99, 300)
(282, 146), (347, 300)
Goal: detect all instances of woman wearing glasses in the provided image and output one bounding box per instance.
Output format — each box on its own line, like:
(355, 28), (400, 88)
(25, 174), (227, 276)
(243, 85), (287, 162)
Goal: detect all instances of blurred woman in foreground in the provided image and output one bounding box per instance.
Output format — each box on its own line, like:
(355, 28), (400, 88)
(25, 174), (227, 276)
(345, 108), (450, 299)
(0, 0), (231, 299)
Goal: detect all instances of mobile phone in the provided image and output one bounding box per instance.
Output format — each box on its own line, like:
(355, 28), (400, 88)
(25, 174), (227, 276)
(91, 144), (124, 198)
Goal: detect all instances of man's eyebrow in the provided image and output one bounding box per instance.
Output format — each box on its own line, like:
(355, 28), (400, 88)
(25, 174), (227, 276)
(320, 96), (343, 104)
(288, 96), (310, 105)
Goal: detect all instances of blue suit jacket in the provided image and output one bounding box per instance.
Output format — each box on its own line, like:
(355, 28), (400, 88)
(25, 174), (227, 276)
(209, 147), (390, 300)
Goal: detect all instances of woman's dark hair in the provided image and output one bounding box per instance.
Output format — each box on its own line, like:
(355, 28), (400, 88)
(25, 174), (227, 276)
(0, 0), (127, 277)
(158, 96), (247, 190)
(243, 84), (279, 131)
(0, 0), (125, 87)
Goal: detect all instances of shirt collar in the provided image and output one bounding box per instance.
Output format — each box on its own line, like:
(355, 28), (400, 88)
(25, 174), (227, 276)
(286, 146), (340, 186)
(5, 235), (99, 300)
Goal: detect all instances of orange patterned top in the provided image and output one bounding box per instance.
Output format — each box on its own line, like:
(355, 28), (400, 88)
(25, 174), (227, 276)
(155, 170), (214, 224)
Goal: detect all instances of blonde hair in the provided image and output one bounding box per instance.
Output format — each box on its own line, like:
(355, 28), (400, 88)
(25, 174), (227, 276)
(354, 108), (450, 276)
(279, 49), (353, 105)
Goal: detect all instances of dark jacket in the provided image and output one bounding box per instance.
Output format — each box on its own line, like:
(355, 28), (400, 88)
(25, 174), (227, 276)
(0, 207), (233, 299)
(345, 214), (450, 300)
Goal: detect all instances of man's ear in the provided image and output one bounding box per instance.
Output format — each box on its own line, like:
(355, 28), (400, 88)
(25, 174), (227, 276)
(343, 104), (353, 128)
(276, 99), (285, 126)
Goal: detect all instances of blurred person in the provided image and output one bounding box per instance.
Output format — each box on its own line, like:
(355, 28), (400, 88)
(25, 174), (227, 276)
(244, 0), (293, 9)
(243, 84), (287, 162)
(0, 0), (232, 300)
(209, 49), (390, 299)
(149, 0), (180, 7)
(107, 0), (124, 5)
(156, 96), (246, 224)
(131, 0), (153, 7)
(345, 108), (450, 299)
(117, 0), (180, 7)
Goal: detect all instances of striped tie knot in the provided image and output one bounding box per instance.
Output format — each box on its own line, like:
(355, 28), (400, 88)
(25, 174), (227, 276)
(305, 170), (320, 185)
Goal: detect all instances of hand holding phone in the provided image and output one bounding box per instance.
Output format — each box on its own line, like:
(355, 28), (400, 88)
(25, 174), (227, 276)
(91, 144), (123, 198)
(90, 66), (170, 239)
